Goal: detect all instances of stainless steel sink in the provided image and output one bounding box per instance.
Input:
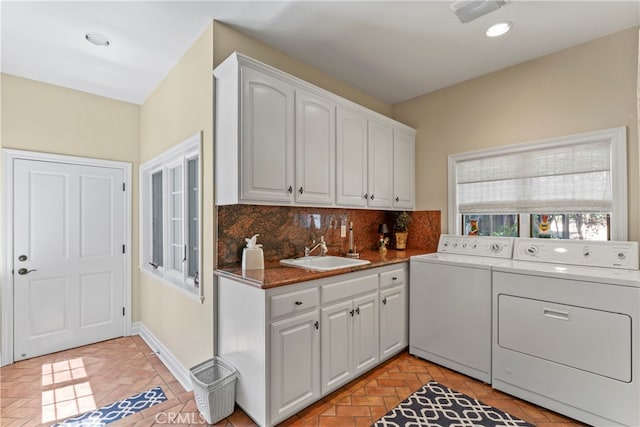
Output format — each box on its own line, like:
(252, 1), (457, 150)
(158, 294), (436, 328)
(280, 255), (370, 271)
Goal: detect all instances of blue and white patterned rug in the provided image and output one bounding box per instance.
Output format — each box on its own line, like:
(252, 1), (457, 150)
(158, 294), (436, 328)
(374, 381), (534, 427)
(52, 386), (168, 426)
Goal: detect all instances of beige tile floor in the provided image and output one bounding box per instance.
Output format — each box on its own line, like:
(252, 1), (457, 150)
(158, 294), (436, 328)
(0, 336), (584, 426)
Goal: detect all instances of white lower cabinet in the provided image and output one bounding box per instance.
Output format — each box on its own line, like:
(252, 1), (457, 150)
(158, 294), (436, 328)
(271, 311), (321, 421)
(321, 291), (379, 394)
(380, 285), (407, 359)
(321, 300), (353, 392)
(353, 293), (380, 373)
(217, 263), (408, 427)
(380, 269), (408, 360)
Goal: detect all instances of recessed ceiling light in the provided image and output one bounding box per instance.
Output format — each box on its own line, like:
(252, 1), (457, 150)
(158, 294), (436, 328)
(486, 21), (512, 37)
(85, 32), (111, 47)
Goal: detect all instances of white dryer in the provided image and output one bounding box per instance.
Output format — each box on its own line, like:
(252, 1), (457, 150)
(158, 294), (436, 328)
(492, 238), (640, 426)
(410, 234), (514, 383)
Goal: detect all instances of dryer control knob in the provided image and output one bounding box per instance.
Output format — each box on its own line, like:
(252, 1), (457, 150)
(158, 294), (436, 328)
(583, 250), (590, 257)
(490, 243), (502, 252)
(525, 246), (538, 256)
(618, 252), (626, 259)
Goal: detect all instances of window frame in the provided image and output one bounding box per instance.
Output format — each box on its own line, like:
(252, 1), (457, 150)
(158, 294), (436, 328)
(140, 132), (202, 297)
(448, 127), (627, 240)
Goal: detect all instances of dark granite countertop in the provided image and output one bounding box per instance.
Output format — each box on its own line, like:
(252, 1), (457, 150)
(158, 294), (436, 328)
(214, 249), (430, 289)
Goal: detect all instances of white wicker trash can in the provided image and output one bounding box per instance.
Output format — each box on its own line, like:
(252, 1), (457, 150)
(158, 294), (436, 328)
(190, 357), (238, 424)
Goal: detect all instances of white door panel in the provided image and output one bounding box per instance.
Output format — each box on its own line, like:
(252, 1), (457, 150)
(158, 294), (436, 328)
(13, 159), (125, 361)
(80, 175), (116, 258)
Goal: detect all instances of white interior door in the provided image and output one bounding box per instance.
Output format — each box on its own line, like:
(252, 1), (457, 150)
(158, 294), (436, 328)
(13, 159), (126, 361)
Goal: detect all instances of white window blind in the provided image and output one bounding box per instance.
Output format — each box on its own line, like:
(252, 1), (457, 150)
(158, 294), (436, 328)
(456, 140), (612, 214)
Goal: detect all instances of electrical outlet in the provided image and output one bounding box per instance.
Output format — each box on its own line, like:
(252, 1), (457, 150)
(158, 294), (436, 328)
(340, 224), (347, 237)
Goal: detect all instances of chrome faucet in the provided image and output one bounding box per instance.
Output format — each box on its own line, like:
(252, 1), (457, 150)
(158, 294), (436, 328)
(305, 236), (328, 257)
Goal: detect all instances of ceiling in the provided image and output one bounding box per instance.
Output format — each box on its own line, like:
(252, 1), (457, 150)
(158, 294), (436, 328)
(1, 1), (638, 105)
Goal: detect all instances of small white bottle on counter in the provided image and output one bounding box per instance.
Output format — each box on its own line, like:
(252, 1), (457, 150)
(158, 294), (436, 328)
(242, 234), (264, 270)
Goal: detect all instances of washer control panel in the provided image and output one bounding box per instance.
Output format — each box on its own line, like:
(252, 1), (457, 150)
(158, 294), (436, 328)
(437, 234), (514, 259)
(513, 238), (639, 269)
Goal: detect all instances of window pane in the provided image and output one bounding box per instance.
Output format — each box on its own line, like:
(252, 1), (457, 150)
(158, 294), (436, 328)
(172, 219), (182, 244)
(463, 214), (518, 237)
(172, 166), (182, 189)
(172, 245), (183, 272)
(169, 166), (183, 272)
(531, 214), (609, 240)
(187, 158), (199, 280)
(151, 171), (163, 267)
(172, 194), (182, 217)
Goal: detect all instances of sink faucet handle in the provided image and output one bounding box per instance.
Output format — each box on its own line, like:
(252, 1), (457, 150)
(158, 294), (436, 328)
(319, 236), (328, 256)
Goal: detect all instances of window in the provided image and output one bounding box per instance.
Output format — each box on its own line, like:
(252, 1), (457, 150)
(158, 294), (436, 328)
(462, 214), (518, 237)
(449, 127), (627, 240)
(140, 132), (201, 295)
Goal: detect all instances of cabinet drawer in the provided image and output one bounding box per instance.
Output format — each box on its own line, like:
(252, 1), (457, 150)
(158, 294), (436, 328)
(271, 288), (319, 319)
(380, 269), (406, 289)
(322, 274), (378, 304)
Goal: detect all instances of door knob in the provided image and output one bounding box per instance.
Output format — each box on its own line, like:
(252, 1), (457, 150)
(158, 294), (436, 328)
(18, 268), (37, 275)
(18, 255), (28, 262)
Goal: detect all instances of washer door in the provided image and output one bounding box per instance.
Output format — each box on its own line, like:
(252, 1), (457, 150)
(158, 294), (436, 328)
(498, 294), (631, 382)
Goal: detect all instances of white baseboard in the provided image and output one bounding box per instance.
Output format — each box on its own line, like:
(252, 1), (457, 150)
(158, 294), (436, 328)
(131, 321), (192, 392)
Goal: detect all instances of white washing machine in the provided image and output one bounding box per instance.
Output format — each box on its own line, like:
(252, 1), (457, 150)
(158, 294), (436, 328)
(410, 234), (514, 383)
(492, 238), (640, 426)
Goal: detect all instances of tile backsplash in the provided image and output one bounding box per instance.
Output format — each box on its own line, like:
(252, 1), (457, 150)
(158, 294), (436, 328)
(217, 205), (440, 266)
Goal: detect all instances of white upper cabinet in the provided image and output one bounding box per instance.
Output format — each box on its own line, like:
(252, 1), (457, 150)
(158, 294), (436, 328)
(367, 120), (394, 209)
(393, 128), (416, 209)
(214, 52), (415, 209)
(295, 90), (335, 205)
(336, 107), (368, 207)
(241, 67), (295, 203)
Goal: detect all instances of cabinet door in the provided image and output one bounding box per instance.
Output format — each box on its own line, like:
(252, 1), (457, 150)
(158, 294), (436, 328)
(393, 129), (415, 209)
(321, 300), (354, 394)
(241, 67), (295, 203)
(367, 120), (393, 208)
(295, 90), (335, 205)
(336, 107), (368, 207)
(380, 285), (408, 359)
(353, 292), (380, 374)
(271, 311), (320, 423)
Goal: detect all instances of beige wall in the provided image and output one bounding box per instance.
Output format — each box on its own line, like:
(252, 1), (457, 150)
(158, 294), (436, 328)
(1, 74), (140, 161)
(0, 75), (141, 353)
(212, 22), (392, 117)
(139, 24), (214, 369)
(394, 27), (640, 241)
